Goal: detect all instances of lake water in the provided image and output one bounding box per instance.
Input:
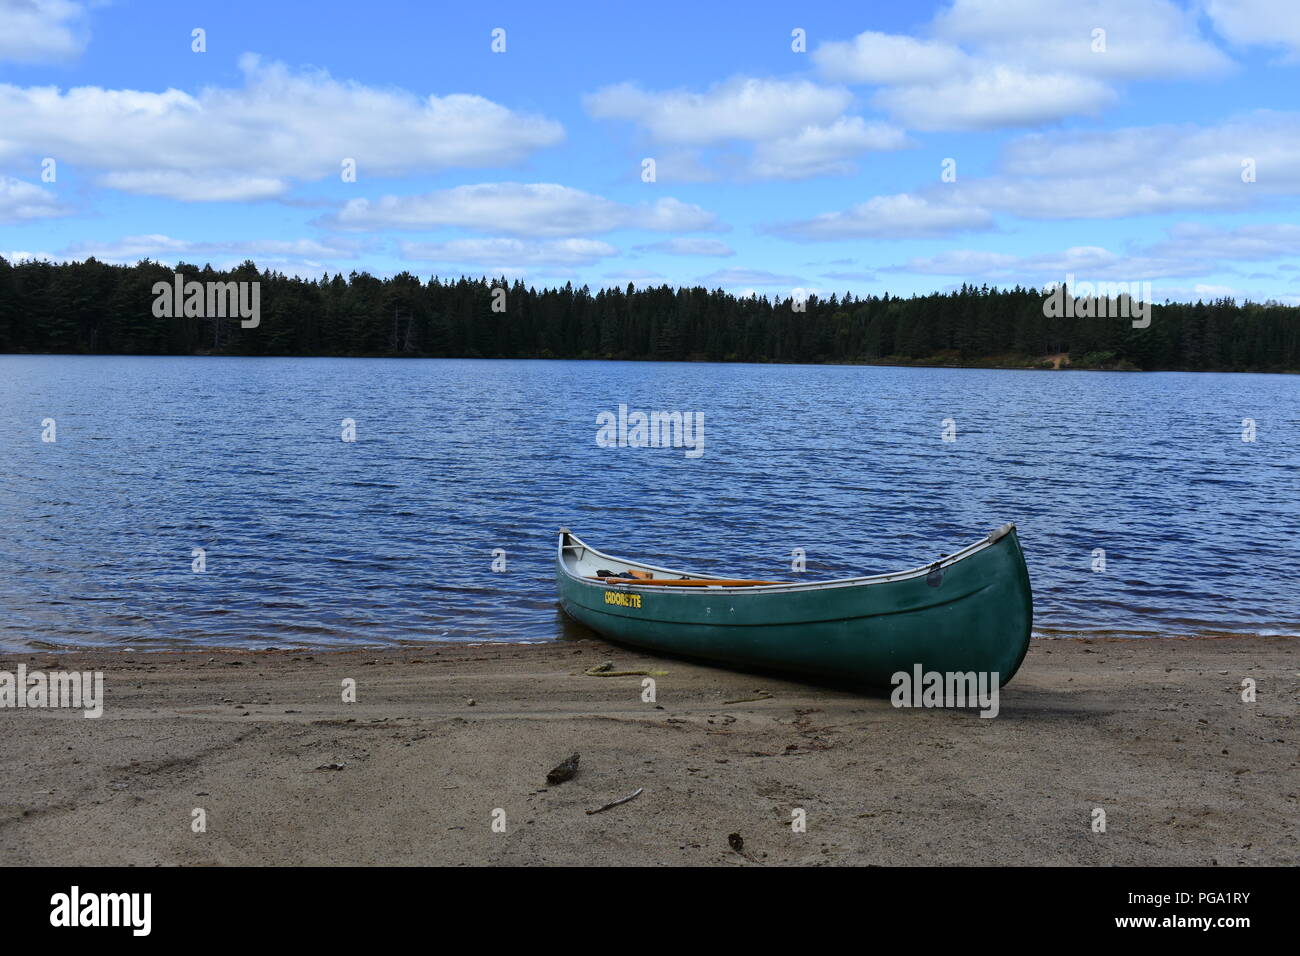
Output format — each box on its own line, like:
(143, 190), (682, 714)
(1, 355), (1296, 651)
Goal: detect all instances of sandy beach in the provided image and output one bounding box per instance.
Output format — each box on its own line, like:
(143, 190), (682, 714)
(0, 636), (1294, 866)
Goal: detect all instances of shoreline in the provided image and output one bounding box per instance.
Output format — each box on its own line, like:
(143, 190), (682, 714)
(12, 628), (1299, 656)
(3, 352), (1298, 375)
(2, 635), (1295, 866)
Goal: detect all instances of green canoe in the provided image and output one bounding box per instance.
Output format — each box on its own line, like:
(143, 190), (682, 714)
(556, 525), (1032, 687)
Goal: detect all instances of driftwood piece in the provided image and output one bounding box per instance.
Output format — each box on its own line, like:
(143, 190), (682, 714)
(586, 787), (644, 815)
(722, 692), (774, 704)
(583, 660), (664, 677)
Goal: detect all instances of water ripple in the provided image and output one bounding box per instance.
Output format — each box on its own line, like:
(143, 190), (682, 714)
(0, 356), (1297, 650)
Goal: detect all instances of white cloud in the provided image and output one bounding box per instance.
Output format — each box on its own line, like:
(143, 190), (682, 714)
(97, 171), (289, 203)
(585, 76), (904, 181)
(399, 238), (618, 267)
(1144, 222), (1300, 260)
(0, 0), (85, 63)
(1204, 0), (1300, 59)
(604, 268), (665, 281)
(768, 112), (1300, 239)
(813, 1), (1231, 131)
(820, 270), (878, 281)
(0, 176), (68, 223)
(327, 182), (721, 236)
(697, 267), (807, 286)
(634, 196), (724, 232)
(892, 246), (1208, 280)
(750, 116), (909, 178)
(0, 55), (564, 201)
(888, 223), (1300, 285)
(1155, 282), (1299, 304)
(933, 0), (1232, 79)
(891, 250), (1019, 275)
(643, 150), (719, 183)
(636, 238), (735, 256)
(965, 112), (1300, 218)
(7, 234), (361, 277)
(813, 31), (969, 85)
(584, 77), (851, 145)
(1189, 283), (1238, 296)
(873, 65), (1114, 131)
(56, 234), (362, 264)
(768, 193), (994, 240)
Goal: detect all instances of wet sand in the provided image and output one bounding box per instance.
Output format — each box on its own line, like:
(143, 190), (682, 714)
(0, 636), (1294, 866)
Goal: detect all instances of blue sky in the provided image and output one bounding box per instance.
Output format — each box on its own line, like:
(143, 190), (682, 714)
(3, 0), (1300, 303)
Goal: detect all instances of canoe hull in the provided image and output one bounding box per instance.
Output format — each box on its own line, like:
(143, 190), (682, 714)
(556, 528), (1032, 687)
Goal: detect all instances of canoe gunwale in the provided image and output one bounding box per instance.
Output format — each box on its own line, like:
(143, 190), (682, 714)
(557, 523), (1017, 596)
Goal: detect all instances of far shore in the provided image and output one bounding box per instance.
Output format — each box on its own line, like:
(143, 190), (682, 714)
(1, 635), (1295, 866)
(3, 351), (1297, 375)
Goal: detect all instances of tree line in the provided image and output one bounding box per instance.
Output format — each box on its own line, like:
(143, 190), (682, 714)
(1, 256), (1297, 371)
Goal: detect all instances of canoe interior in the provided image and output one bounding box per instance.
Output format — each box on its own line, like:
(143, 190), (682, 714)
(563, 537), (731, 582)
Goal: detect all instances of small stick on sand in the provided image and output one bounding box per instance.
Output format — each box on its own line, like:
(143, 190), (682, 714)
(586, 787), (644, 815)
(722, 692), (773, 704)
(584, 661), (665, 677)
